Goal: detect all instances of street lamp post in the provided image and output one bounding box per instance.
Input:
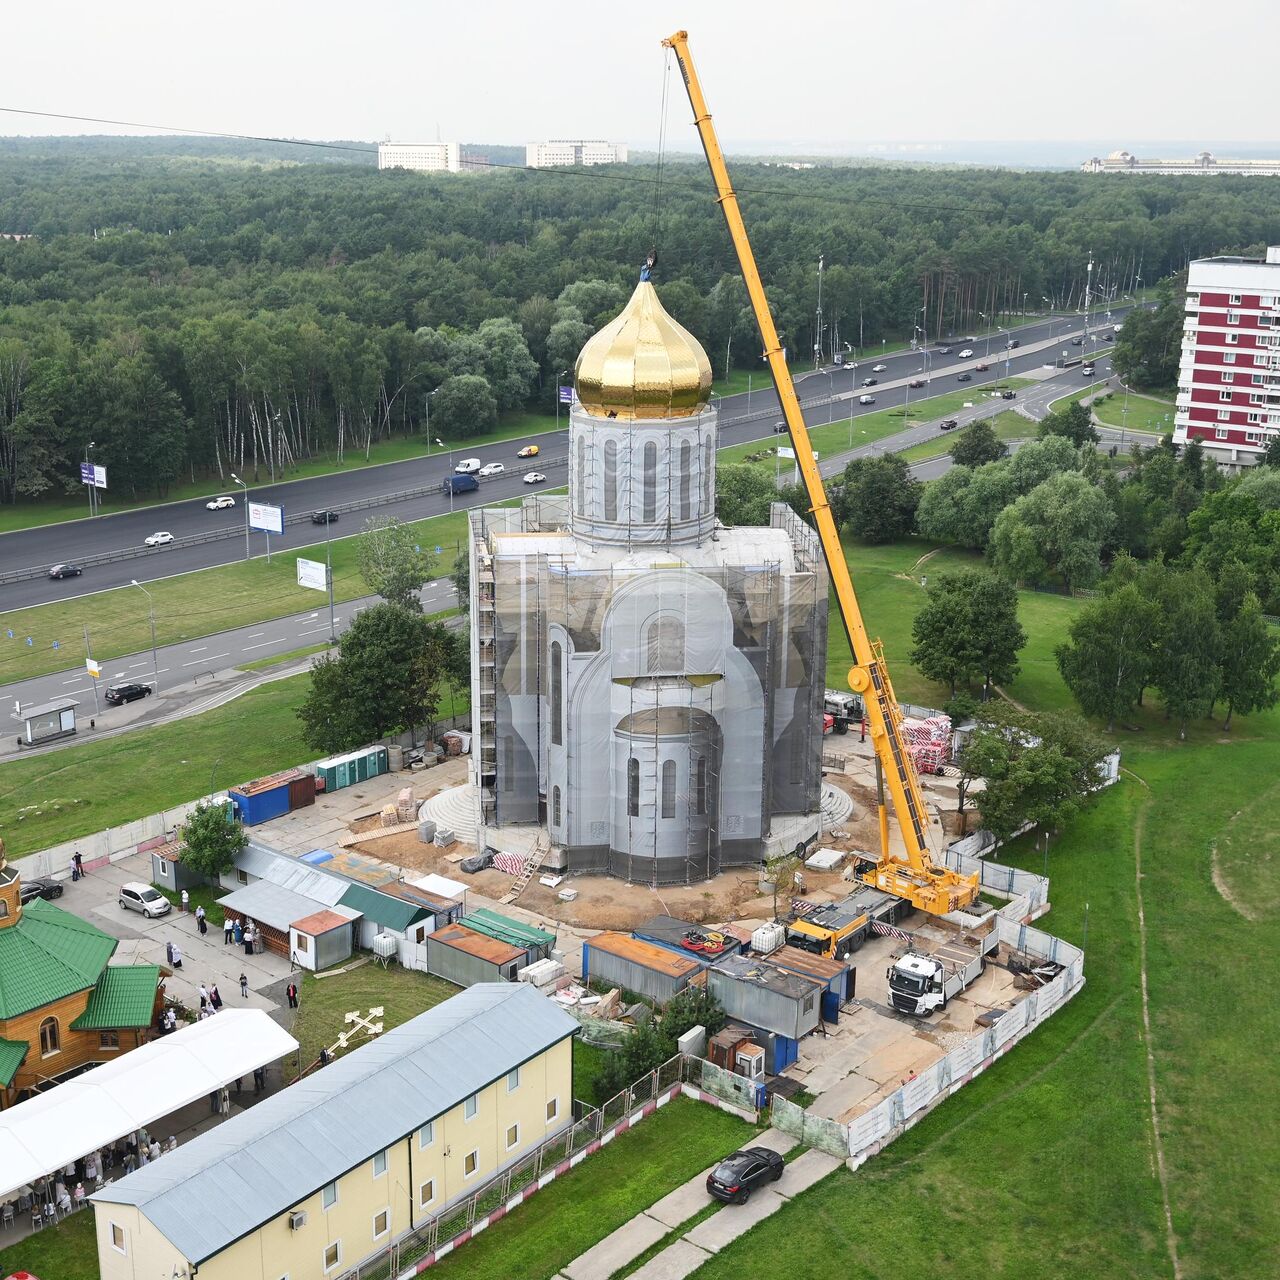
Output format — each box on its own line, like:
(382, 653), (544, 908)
(555, 369), (570, 434)
(847, 363), (858, 449)
(84, 441), (98, 519)
(229, 474), (249, 560)
(323, 513), (338, 643)
(130, 580), (161, 693)
(998, 328), (1011, 383)
(437, 438), (453, 512)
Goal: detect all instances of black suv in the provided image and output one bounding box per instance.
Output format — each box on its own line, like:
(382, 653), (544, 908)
(706, 1147), (784, 1204)
(940, 418), (960, 431)
(48, 564), (83, 579)
(20, 878), (63, 904)
(1000, 389), (1017, 400)
(311, 510), (340, 525)
(105, 683), (152, 706)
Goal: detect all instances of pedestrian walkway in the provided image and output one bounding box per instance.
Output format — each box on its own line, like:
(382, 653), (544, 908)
(555, 1128), (841, 1280)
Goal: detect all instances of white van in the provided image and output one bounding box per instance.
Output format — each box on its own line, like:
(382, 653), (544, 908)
(454, 458), (482, 474)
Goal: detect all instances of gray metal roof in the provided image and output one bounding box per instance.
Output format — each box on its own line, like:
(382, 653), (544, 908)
(216, 880), (339, 933)
(17, 696), (78, 719)
(92, 984), (577, 1264)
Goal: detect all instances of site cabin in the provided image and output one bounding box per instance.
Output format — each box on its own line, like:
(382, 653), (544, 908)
(426, 922), (524, 986)
(581, 932), (709, 1005)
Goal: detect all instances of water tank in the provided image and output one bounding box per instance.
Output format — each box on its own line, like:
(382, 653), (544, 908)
(371, 933), (398, 959)
(752, 922), (786, 956)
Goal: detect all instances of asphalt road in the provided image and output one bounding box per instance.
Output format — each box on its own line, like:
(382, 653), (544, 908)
(1, 307), (1137, 610)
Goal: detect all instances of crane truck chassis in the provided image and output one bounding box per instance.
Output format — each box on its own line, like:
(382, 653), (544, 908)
(786, 888), (909, 961)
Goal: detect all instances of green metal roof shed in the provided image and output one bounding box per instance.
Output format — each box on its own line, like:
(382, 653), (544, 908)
(338, 883), (429, 936)
(72, 965), (162, 1030)
(463, 908), (555, 963)
(0, 899), (117, 1019)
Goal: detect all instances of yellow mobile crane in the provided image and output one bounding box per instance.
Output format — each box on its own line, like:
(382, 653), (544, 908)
(662, 30), (978, 916)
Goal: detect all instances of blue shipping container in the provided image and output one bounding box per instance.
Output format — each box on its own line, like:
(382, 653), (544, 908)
(229, 781), (291, 826)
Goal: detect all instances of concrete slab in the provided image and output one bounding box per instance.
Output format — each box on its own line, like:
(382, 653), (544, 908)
(750, 1127), (799, 1156)
(563, 1214), (670, 1280)
(808, 1070), (880, 1120)
(646, 1177), (715, 1230)
(627, 1239), (711, 1280)
(685, 1188), (786, 1253)
(775, 1149), (841, 1198)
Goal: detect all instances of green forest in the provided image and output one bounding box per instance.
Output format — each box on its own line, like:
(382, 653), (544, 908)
(1, 145), (1278, 505)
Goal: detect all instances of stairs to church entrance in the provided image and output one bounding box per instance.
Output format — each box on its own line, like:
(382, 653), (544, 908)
(421, 783), (480, 846)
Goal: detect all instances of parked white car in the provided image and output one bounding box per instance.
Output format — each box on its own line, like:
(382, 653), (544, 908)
(523, 471), (547, 485)
(958, 348), (974, 358)
(144, 531), (174, 547)
(119, 882), (171, 919)
(478, 462), (506, 477)
(454, 458), (481, 474)
(205, 495), (236, 510)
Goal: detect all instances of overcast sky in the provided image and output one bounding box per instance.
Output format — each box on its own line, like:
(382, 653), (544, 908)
(3, 0), (1276, 152)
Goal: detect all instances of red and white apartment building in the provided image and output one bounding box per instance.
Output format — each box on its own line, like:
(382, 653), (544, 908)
(1175, 246), (1280, 469)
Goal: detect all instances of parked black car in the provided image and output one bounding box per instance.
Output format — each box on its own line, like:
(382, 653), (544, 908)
(48, 564), (83, 579)
(105, 683), (152, 706)
(706, 1147), (785, 1204)
(20, 877), (64, 904)
(311, 510), (340, 524)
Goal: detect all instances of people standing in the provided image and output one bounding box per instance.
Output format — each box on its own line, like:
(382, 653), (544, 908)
(171, 942), (183, 969)
(70, 855), (80, 882)
(232, 918), (243, 946)
(286, 981), (299, 1009)
(239, 972), (249, 998)
(243, 924), (255, 956)
(181, 888), (189, 914)
(253, 1066), (266, 1095)
(195, 905), (207, 936)
(73, 850), (84, 878)
(198, 983), (209, 1011)
(224, 915), (234, 945)
(165, 941), (175, 967)
(210, 983), (223, 1011)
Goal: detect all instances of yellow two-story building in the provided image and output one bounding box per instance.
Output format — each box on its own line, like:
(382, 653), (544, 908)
(92, 982), (577, 1280)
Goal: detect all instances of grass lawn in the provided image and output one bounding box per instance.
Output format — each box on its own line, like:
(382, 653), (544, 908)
(0, 672), (313, 857)
(897, 410), (1034, 464)
(284, 963), (460, 1082)
(572, 1038), (613, 1108)
(1091, 388), (1177, 436)
(152, 880), (228, 926)
(0, 500), (513, 687)
(428, 1096), (752, 1280)
(0, 411), (561, 536)
(0, 1203), (99, 1280)
(235, 641), (331, 672)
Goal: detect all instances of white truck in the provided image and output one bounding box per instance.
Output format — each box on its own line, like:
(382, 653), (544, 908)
(886, 922), (998, 1017)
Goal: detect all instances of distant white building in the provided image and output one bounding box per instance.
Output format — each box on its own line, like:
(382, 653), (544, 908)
(1082, 149), (1280, 176)
(525, 140), (628, 168)
(378, 142), (462, 173)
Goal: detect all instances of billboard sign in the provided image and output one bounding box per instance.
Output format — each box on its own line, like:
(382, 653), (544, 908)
(558, 384), (574, 404)
(776, 446), (797, 460)
(86, 659), (101, 678)
(79, 462), (107, 489)
(296, 558), (328, 592)
(248, 502), (284, 535)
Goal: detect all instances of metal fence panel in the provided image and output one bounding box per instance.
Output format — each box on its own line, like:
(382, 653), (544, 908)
(847, 1099), (892, 1155)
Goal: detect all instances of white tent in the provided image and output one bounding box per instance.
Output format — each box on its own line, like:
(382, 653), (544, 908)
(0, 1008), (297, 1202)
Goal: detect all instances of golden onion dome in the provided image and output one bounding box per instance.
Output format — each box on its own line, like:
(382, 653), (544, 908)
(574, 281), (713, 420)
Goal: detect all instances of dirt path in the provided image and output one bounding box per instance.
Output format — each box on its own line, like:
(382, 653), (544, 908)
(1126, 769), (1183, 1280)
(990, 684), (1030, 714)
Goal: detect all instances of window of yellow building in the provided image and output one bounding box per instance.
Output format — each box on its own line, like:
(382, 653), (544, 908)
(464, 1094), (477, 1121)
(373, 1208), (389, 1239)
(547, 1097), (559, 1123)
(109, 1223), (126, 1255)
(322, 1182), (337, 1210)
(419, 1179), (436, 1209)
(323, 1241), (341, 1272)
(463, 1150), (478, 1177)
(372, 1150), (387, 1178)
(505, 1123), (520, 1150)
(418, 1120), (434, 1149)
(506, 1066), (520, 1092)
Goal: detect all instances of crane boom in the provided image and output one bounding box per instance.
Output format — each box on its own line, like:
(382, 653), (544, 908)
(662, 30), (977, 915)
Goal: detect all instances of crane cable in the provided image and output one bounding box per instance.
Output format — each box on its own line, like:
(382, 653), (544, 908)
(649, 47), (673, 268)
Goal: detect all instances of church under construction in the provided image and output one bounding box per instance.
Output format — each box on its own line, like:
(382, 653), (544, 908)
(466, 275), (829, 886)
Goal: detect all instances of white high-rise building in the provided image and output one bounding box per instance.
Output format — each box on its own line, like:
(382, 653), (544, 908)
(377, 142), (462, 173)
(1173, 247), (1280, 469)
(525, 140), (628, 168)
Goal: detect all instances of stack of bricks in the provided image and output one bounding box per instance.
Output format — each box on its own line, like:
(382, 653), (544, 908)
(902, 714), (952, 775)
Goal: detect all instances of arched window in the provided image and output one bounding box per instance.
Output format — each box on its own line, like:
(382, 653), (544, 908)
(550, 641), (563, 746)
(575, 435), (586, 514)
(552, 786), (562, 828)
(603, 439), (619, 522)
(646, 616), (685, 673)
(642, 440), (658, 522)
(679, 442), (692, 520)
(627, 758), (640, 817)
(702, 439), (713, 509)
(696, 756), (707, 816)
(661, 760), (677, 819)
(0, 898), (8, 920)
(39, 1017), (60, 1056)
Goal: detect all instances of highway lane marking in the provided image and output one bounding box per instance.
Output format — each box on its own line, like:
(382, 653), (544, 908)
(247, 632), (265, 639)
(189, 646), (208, 653)
(62, 677), (82, 685)
(297, 626), (329, 636)
(241, 641), (279, 651)
(182, 657), (208, 666)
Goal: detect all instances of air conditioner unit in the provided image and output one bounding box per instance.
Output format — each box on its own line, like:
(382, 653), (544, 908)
(288, 1211), (307, 1231)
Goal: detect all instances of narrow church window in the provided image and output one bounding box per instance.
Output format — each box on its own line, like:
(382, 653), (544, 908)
(646, 616), (684, 673)
(679, 442), (692, 519)
(642, 440), (658, 521)
(575, 435), (586, 514)
(702, 439), (713, 508)
(550, 642), (563, 746)
(696, 756), (707, 816)
(627, 758), (640, 817)
(604, 439), (619, 521)
(553, 786), (562, 827)
(661, 760), (677, 819)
